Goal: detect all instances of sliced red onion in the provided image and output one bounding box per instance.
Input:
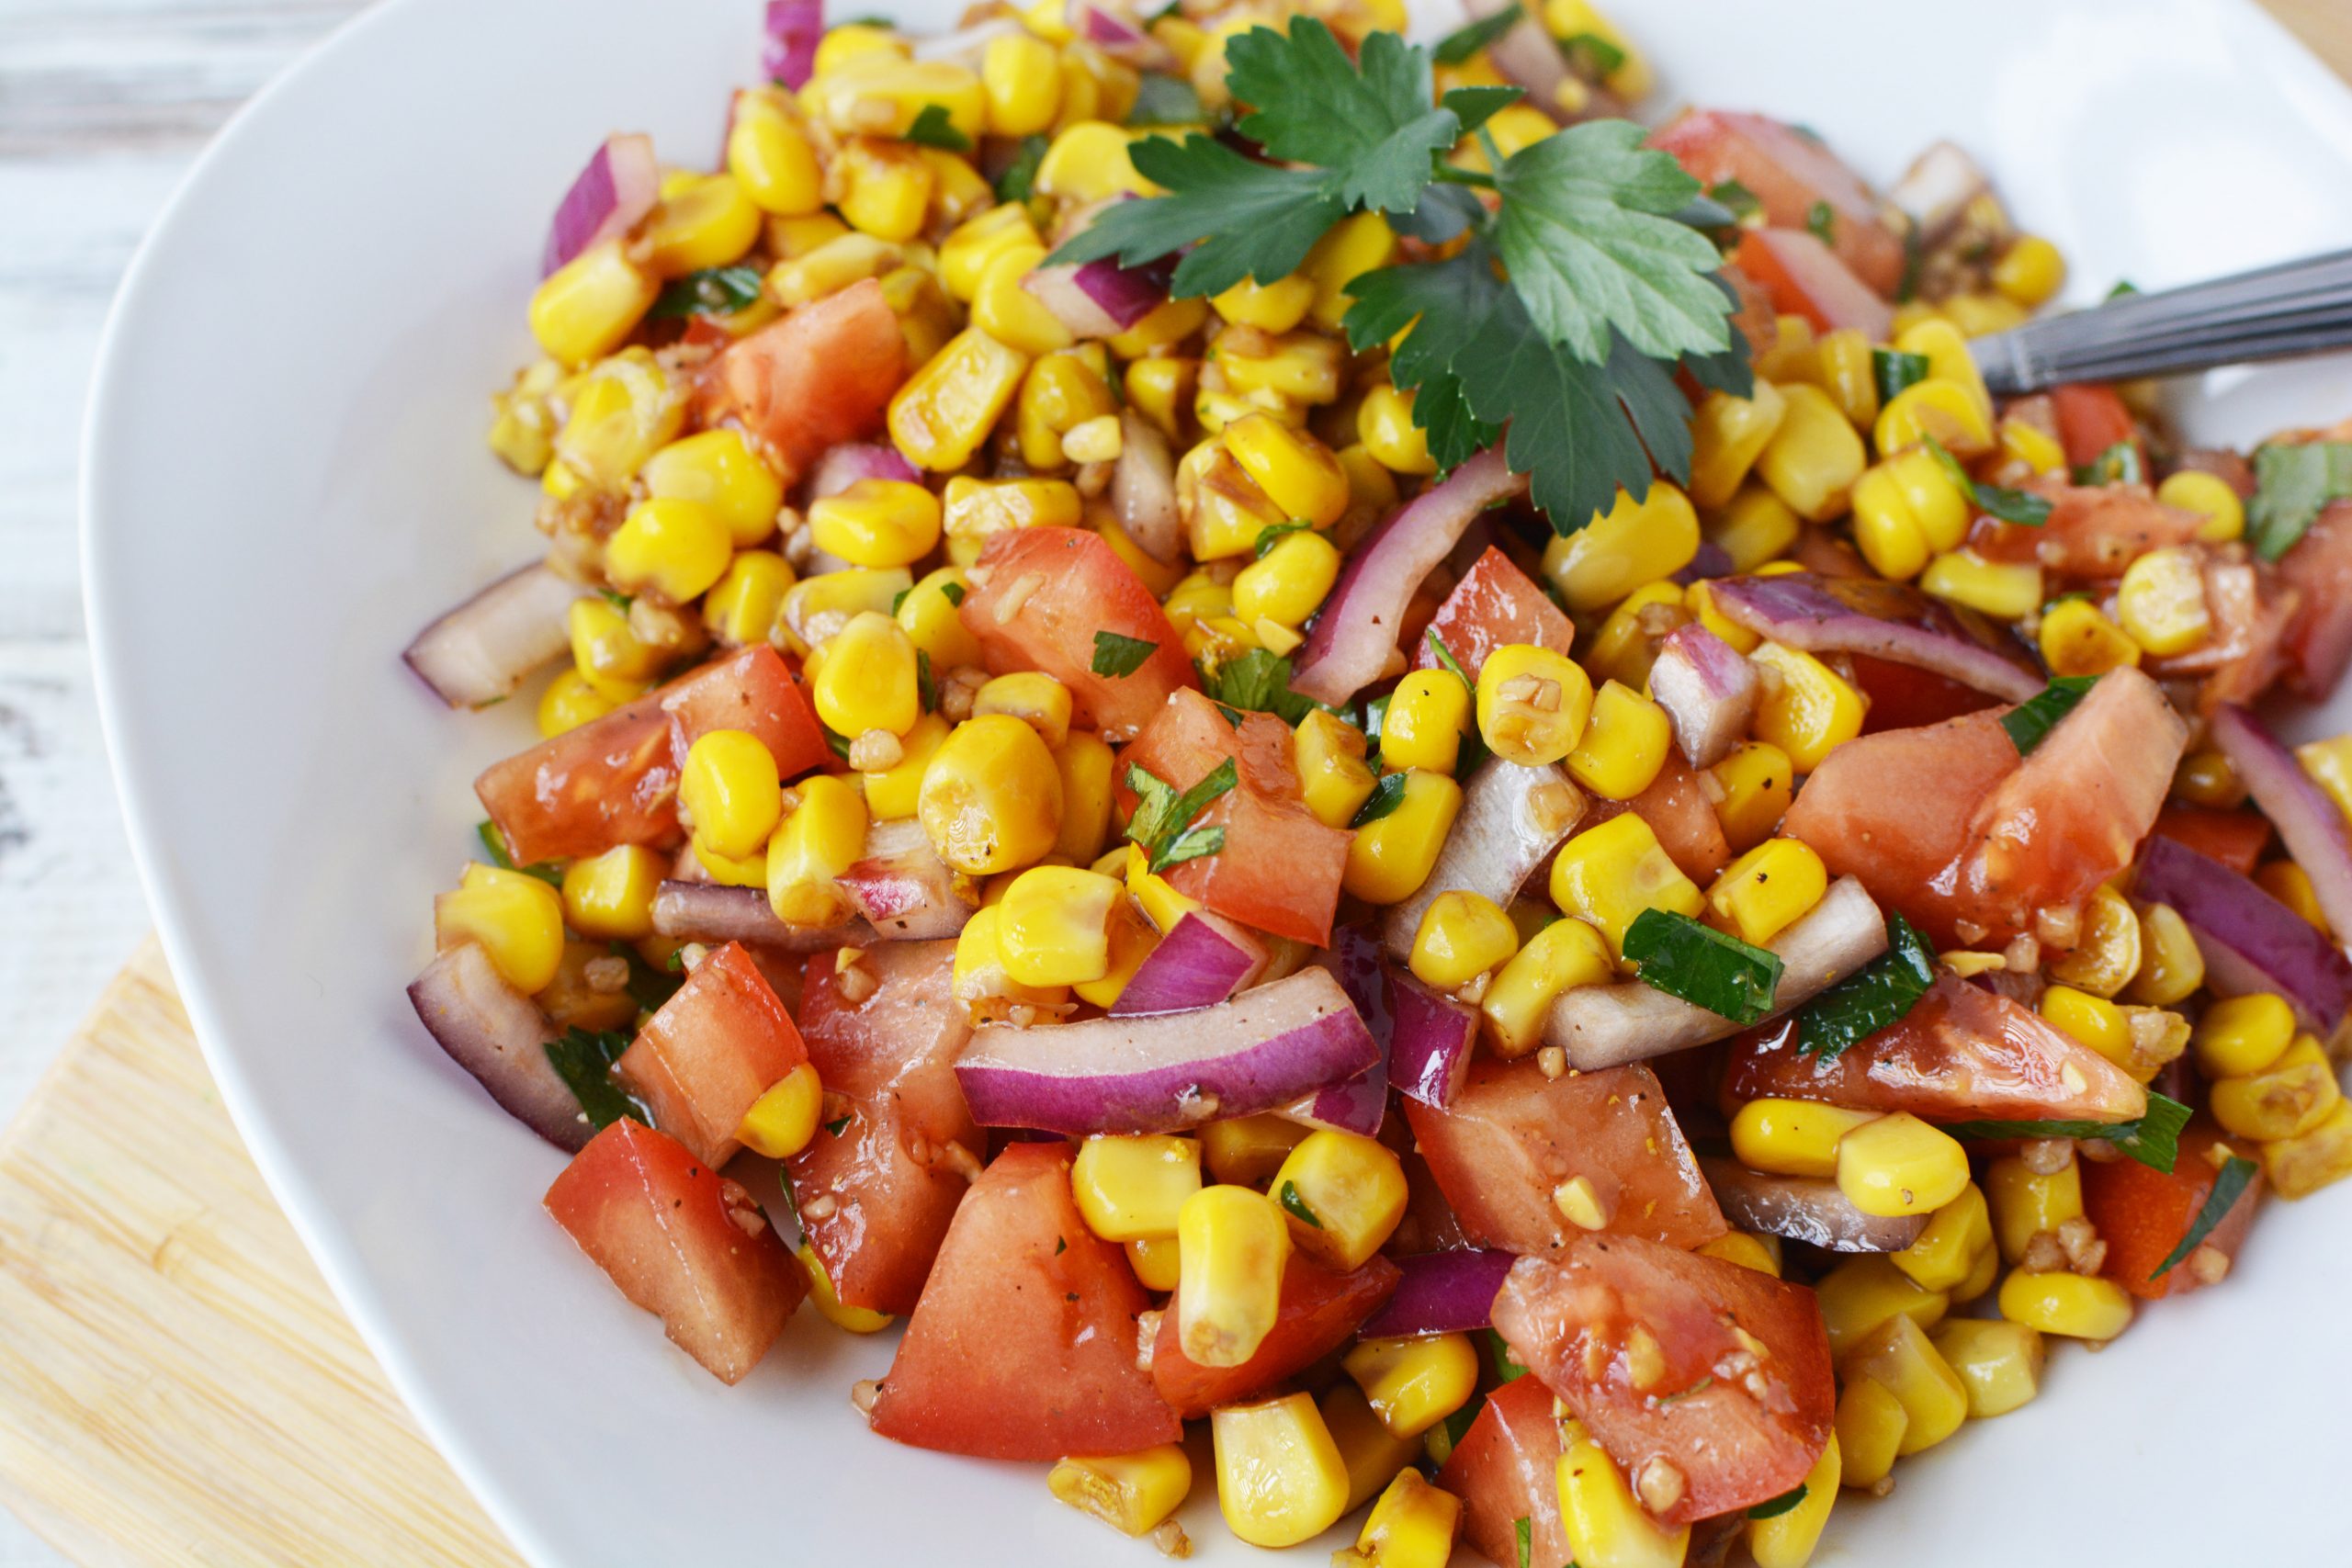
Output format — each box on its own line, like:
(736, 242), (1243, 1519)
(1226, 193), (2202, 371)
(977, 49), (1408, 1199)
(1650, 623), (1760, 769)
(2135, 834), (2352, 1032)
(955, 967), (1381, 1134)
(1023, 258), (1170, 340)
(762, 0), (823, 88)
(1382, 759), (1584, 962)
(1548, 876), (1888, 1069)
(1283, 925), (1396, 1134)
(1889, 141), (1989, 246)
(1112, 910), (1268, 1016)
(408, 942), (587, 1152)
(650, 880), (874, 952)
(805, 441), (919, 501)
(1707, 572), (2043, 702)
(1463, 0), (1577, 122)
(1671, 539), (1736, 586)
(2209, 704), (2352, 941)
(1067, 0), (1172, 66)
(1355, 1249), (1516, 1339)
(542, 132), (659, 277)
(1699, 1157), (1928, 1253)
(1114, 411), (1182, 563)
(1388, 972), (1477, 1110)
(1292, 447), (1526, 705)
(838, 818), (978, 940)
(402, 561), (590, 709)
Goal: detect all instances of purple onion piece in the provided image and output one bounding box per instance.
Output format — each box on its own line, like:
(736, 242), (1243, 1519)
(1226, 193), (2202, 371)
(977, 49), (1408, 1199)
(1707, 571), (2044, 702)
(650, 880), (874, 953)
(1650, 623), (1761, 769)
(1112, 910), (1268, 1016)
(761, 0), (824, 88)
(838, 818), (978, 941)
(1671, 540), (1736, 586)
(542, 133), (659, 277)
(1023, 258), (1170, 339)
(1387, 973), (1477, 1110)
(1356, 1249), (1517, 1339)
(402, 561), (590, 709)
(955, 968), (1380, 1134)
(2135, 834), (2352, 1032)
(1114, 410), (1182, 563)
(1279, 927), (1394, 1135)
(2209, 704), (2352, 941)
(805, 441), (920, 502)
(1700, 1157), (1928, 1253)
(408, 943), (587, 1152)
(1383, 760), (1584, 963)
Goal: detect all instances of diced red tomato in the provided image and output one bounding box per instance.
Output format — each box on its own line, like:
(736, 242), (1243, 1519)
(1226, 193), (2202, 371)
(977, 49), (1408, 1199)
(1150, 1253), (1399, 1417)
(2154, 805), (2271, 876)
(957, 526), (1200, 742)
(697, 277), (906, 486)
(1732, 229), (1894, 340)
(867, 1141), (1181, 1460)
(615, 942), (807, 1169)
(1411, 547), (1576, 680)
(1850, 653), (2000, 732)
(543, 1117), (805, 1384)
(1435, 1377), (1572, 1568)
(1491, 1236), (1835, 1526)
(475, 692), (680, 866)
(1117, 688), (1351, 945)
(786, 941), (980, 1314)
(1967, 480), (2204, 580)
(1402, 1061), (1725, 1253)
(1650, 110), (1905, 295)
(660, 644), (832, 784)
(2081, 1122), (2263, 1301)
(1722, 971), (2147, 1123)
(2051, 383), (2141, 471)
(2278, 501), (2352, 698)
(1582, 752), (1733, 882)
(1721, 262), (1781, 360)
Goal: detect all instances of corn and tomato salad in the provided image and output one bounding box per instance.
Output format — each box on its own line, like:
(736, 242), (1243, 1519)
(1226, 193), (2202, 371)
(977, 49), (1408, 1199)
(401, 0), (2352, 1562)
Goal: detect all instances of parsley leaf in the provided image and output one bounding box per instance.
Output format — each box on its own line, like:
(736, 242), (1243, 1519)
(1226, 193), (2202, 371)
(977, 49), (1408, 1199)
(647, 265), (764, 321)
(1053, 132), (1341, 297)
(1433, 2), (1521, 64)
(940, 580), (967, 607)
(1277, 1179), (1323, 1227)
(1199, 647), (1324, 724)
(545, 1029), (650, 1133)
(2150, 1156), (2257, 1279)
(1127, 71), (1205, 127)
(1806, 199), (1836, 243)
(1623, 908), (1784, 1024)
(1351, 770), (1408, 828)
(1091, 630), (1159, 678)
(1254, 520), (1314, 558)
(994, 134), (1046, 202)
(2073, 440), (2143, 487)
(1557, 30), (1626, 79)
(1423, 626), (1473, 685)
(1872, 347), (1929, 404)
(1946, 1091), (2194, 1174)
(477, 821), (564, 886)
(2000, 673), (2098, 756)
(1515, 1516), (1532, 1568)
(1423, 629), (1491, 773)
(1797, 911), (1937, 1059)
(608, 940), (682, 1013)
(1486, 1326), (1530, 1384)
(1748, 1483), (1808, 1520)
(901, 103), (971, 152)
(1708, 178), (1760, 222)
(2248, 441), (2352, 560)
(1125, 758), (1238, 873)
(1925, 434), (2052, 527)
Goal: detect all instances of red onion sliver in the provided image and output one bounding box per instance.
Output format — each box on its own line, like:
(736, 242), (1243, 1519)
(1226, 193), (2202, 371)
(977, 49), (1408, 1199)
(402, 561), (591, 709)
(1650, 622), (1760, 769)
(1281, 928), (1393, 1135)
(1388, 972), (1477, 1109)
(2135, 834), (2352, 1032)
(408, 942), (586, 1152)
(806, 441), (920, 501)
(838, 818), (978, 940)
(1111, 910), (1268, 1016)
(1114, 410), (1182, 563)
(650, 880), (875, 953)
(762, 0), (824, 88)
(2209, 704), (2352, 941)
(1355, 1249), (1517, 1339)
(1707, 571), (2043, 702)
(542, 132), (659, 277)
(1383, 760), (1583, 963)
(1699, 1157), (1928, 1253)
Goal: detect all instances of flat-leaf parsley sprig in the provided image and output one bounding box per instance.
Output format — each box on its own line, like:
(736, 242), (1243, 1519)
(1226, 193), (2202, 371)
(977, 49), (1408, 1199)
(1045, 17), (1752, 531)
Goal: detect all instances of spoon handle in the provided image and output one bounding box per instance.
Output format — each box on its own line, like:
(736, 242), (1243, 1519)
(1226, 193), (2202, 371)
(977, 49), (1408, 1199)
(1969, 248), (2352, 395)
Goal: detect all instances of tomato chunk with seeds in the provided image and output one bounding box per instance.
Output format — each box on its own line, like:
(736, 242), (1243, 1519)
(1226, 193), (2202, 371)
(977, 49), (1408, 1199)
(544, 1117), (805, 1384)
(1150, 1252), (1400, 1417)
(1402, 1061), (1725, 1253)
(475, 692), (680, 866)
(1650, 109), (1905, 295)
(958, 527), (1199, 742)
(868, 1141), (1181, 1460)
(1411, 546), (1576, 680)
(1734, 228), (1893, 339)
(660, 644), (831, 784)
(786, 941), (979, 1314)
(2082, 1122), (2263, 1300)
(616, 942), (807, 1170)
(1491, 1235), (1834, 1526)
(1436, 1376), (1571, 1568)
(697, 277), (905, 486)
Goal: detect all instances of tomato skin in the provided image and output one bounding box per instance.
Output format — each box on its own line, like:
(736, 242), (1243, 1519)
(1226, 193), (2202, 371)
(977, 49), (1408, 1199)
(2082, 1122), (2263, 1300)
(1580, 751), (1733, 882)
(2154, 805), (2271, 876)
(786, 942), (981, 1314)
(1150, 1253), (1400, 1417)
(1733, 228), (1893, 339)
(1850, 653), (1999, 732)
(476, 692), (680, 866)
(1491, 1235), (1834, 1527)
(697, 277), (905, 485)
(2278, 501), (2352, 698)
(1966, 480), (2203, 579)
(1435, 1376), (1572, 1568)
(660, 644), (831, 784)
(616, 942), (808, 1169)
(1411, 546), (1576, 681)
(2051, 382), (2141, 470)
(1402, 1061), (1725, 1254)
(1650, 109), (1905, 295)
(868, 1142), (1181, 1461)
(958, 527), (1199, 742)
(1118, 688), (1351, 945)
(544, 1117), (806, 1384)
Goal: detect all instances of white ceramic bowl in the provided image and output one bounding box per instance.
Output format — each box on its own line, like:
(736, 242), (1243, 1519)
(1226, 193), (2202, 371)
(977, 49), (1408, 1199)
(82, 1), (2352, 1562)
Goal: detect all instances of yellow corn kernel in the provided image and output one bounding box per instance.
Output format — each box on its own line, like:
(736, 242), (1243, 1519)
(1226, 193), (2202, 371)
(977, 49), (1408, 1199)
(2037, 597), (2141, 678)
(920, 714), (1064, 875)
(1893, 319), (1994, 422)
(766, 209), (849, 259)
(1178, 439), (1285, 559)
(2262, 1098), (2352, 1198)
(812, 21), (908, 75)
(1223, 414), (1351, 528)
(2176, 745), (2244, 807)
(915, 147), (990, 231)
(847, 711), (941, 823)
(1216, 328), (1344, 407)
(1125, 840), (1200, 932)
(1991, 233), (2066, 308)
(1233, 530), (1341, 629)
(1071, 1134), (1203, 1243)
(2259, 859), (2330, 931)
(1747, 1434), (1838, 1568)
(1753, 314), (1819, 386)
(1293, 709), (1378, 829)
(789, 1241), (895, 1335)
(1124, 355), (1200, 441)
(1177, 1184), (1292, 1369)
(1048, 1445), (1191, 1541)
(1543, 483), (1702, 611)
(1481, 915), (1613, 1056)
(1549, 812), (1703, 957)
(810, 611), (921, 739)
(937, 203), (1041, 303)
(1706, 484), (1804, 573)
(1293, 209), (1392, 329)
(1985, 1152), (2084, 1263)
(725, 90), (824, 216)
(978, 29), (1062, 137)
(1346, 1467), (1460, 1568)
(1355, 382), (1437, 476)
(1034, 119), (1151, 203)
(1749, 641), (1864, 773)
(1543, 0), (1649, 93)
(1944, 290), (2028, 336)
(1209, 274), (1314, 336)
(2044, 885), (2142, 998)
(1705, 837), (1829, 947)
(1555, 1426), (1690, 1568)
(1320, 1385), (1424, 1517)
(1929, 1318), (2045, 1419)
(1476, 643), (1596, 768)
(1892, 1181), (1992, 1292)
(1073, 899), (1157, 1011)
(1815, 1253), (1951, 1359)
(2193, 991), (2296, 1079)
(807, 57), (985, 142)
(1698, 1230), (1784, 1277)
(1845, 1314), (1967, 1456)
(1108, 293), (1208, 361)
(1999, 1269), (2132, 1341)
(2117, 545), (2211, 657)
(556, 348), (686, 489)
(941, 477), (1082, 568)
(1342, 1335), (1478, 1439)
(1564, 680), (1671, 802)
(1689, 382), (1790, 510)
(1343, 770), (1463, 905)
(997, 864), (1121, 987)
(1582, 581), (1690, 693)
(2035, 987), (2130, 1078)
(435, 864), (565, 994)
(1994, 413), (2064, 478)
(1017, 348), (1119, 471)
(733, 1060), (823, 1161)
(1212, 1392), (1350, 1550)
(605, 497), (732, 604)
(972, 241), (1074, 357)
(537, 667), (621, 737)
(2122, 900), (2203, 1007)
(1917, 547), (2041, 621)
(884, 570), (973, 671)
(1383, 670), (1473, 774)
(967, 671), (1069, 751)
(1125, 1234), (1182, 1291)
(548, 845), (661, 945)
(639, 174), (761, 279)
(1059, 413), (1122, 467)
(1272, 1131), (1408, 1271)
(952, 902), (1067, 1010)
(1874, 379), (1994, 460)
(2158, 468), (2245, 544)
(805, 478), (942, 570)
(765, 773), (868, 927)
(1815, 327), (1881, 428)
(2213, 1034), (2342, 1142)
(644, 430), (784, 547)
(1834, 1376), (1906, 1490)
(1730, 1098), (1881, 1180)
(1755, 382), (1869, 522)
(1410, 891), (1520, 990)
(1711, 740), (1794, 852)
(529, 240), (658, 367)
(764, 231), (902, 308)
(1046, 731), (1114, 864)
(888, 327), (1032, 471)
(1198, 1113), (1308, 1190)
(679, 729), (785, 862)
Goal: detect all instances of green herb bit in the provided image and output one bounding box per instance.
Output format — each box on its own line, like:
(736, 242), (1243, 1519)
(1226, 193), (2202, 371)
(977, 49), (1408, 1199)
(1199, 647), (1325, 724)
(994, 134), (1047, 202)
(1127, 71), (1206, 127)
(1622, 908), (1784, 1024)
(1998, 673), (2097, 757)
(2247, 441), (2352, 560)
(1650, 1374), (1713, 1406)
(889, 587), (911, 615)
(598, 587), (634, 610)
(901, 103), (971, 152)
(1945, 1091), (2193, 1174)
(1747, 1483), (1808, 1520)
(1125, 757), (1238, 873)
(1432, 2), (1522, 66)
(1351, 771), (1408, 828)
(1515, 1516), (1533, 1568)
(1424, 627), (1473, 685)
(1091, 630), (1159, 678)
(2107, 278), (2141, 299)
(823, 725), (854, 761)
(940, 580), (967, 607)
(1486, 1326), (1530, 1384)
(2150, 1155), (2257, 1280)
(1797, 911), (1936, 1059)
(1923, 434), (2052, 527)
(647, 265), (765, 321)
(545, 1029), (650, 1133)
(916, 648), (938, 713)
(476, 821), (564, 886)
(1055, 1235), (1068, 1256)
(1805, 199), (1836, 243)
(1277, 1179), (1323, 1228)
(2073, 440), (2143, 487)
(609, 939), (683, 1012)
(1253, 519), (1314, 558)
(1707, 179), (1760, 223)
(1871, 347), (1930, 404)
(823, 1113), (852, 1137)
(1556, 30), (1626, 79)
